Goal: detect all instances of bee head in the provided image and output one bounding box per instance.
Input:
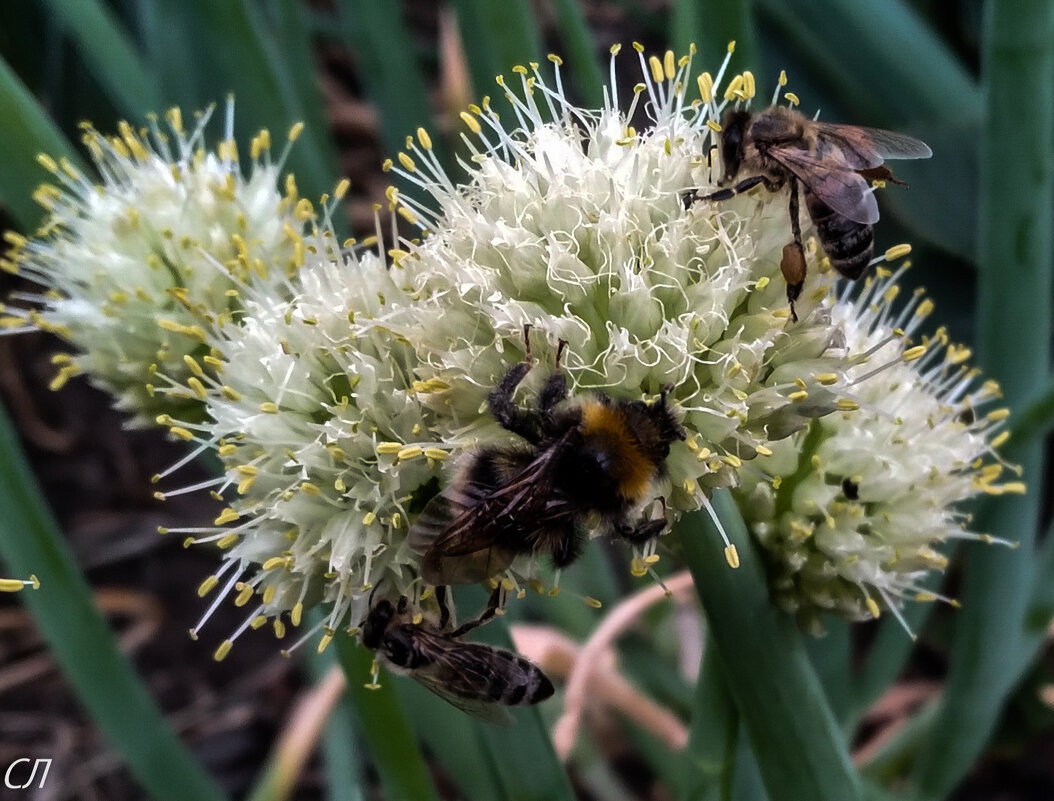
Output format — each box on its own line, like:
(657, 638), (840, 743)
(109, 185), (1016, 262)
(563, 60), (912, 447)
(719, 110), (751, 183)
(361, 598), (395, 649)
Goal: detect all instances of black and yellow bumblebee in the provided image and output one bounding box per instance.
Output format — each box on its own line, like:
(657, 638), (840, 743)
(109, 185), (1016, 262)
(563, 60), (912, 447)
(408, 326), (685, 586)
(360, 596), (553, 724)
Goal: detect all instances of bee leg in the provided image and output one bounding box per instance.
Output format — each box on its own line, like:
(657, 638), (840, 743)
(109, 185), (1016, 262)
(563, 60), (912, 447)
(537, 339), (570, 418)
(449, 585), (505, 638)
(616, 518), (668, 545)
(780, 178), (807, 323)
(488, 325), (544, 442)
(435, 585), (453, 630)
(704, 173), (782, 203)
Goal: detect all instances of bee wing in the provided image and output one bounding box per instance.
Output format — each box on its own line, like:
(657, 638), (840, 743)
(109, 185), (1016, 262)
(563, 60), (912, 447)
(407, 472), (521, 585)
(407, 630), (553, 725)
(410, 435), (575, 585)
(812, 122), (932, 168)
(767, 145), (880, 225)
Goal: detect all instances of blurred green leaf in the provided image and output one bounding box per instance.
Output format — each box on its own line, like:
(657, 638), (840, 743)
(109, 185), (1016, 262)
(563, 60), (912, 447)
(1007, 378), (1054, 449)
(730, 732), (770, 801)
(148, 0), (339, 203)
(400, 680), (506, 799)
(757, 0), (980, 127)
(458, 601), (578, 801)
(0, 55), (83, 230)
(803, 619), (852, 727)
(547, 0), (604, 108)
(677, 492), (863, 801)
(678, 647), (736, 801)
(305, 646), (365, 801)
(0, 403), (229, 801)
(911, 2), (1054, 799)
(38, 0), (161, 116)
(332, 636), (441, 801)
(338, 0), (437, 161)
(450, 0), (542, 100)
(852, 576), (939, 715)
(671, 0), (758, 75)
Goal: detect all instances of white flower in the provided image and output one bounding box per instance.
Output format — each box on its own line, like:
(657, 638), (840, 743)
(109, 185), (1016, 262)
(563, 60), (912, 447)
(156, 238), (451, 658)
(1, 102), (310, 424)
(733, 268), (1022, 634)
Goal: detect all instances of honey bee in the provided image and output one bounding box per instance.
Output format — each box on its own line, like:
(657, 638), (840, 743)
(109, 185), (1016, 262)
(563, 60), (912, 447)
(706, 106), (931, 320)
(408, 326), (685, 586)
(360, 596), (553, 724)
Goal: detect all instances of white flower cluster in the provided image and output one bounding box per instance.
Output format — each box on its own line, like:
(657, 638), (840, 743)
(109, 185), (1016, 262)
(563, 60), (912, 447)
(1, 102), (310, 424)
(5, 45), (1017, 651)
(734, 270), (1021, 633)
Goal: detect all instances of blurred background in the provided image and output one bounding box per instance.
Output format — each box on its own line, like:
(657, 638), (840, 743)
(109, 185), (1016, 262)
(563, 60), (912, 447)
(0, 1), (1051, 800)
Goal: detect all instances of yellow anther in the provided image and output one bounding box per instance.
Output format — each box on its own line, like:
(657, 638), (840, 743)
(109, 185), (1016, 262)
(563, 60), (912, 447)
(648, 55), (664, 83)
(742, 71), (755, 98)
(724, 545), (740, 569)
(903, 345), (927, 362)
(865, 598), (881, 619)
(376, 441), (403, 454)
(723, 74), (744, 101)
(217, 533), (239, 549)
(214, 640), (233, 661)
(460, 111), (482, 134)
(584, 596), (603, 609)
(235, 583), (254, 606)
(697, 72), (713, 103)
(885, 243), (912, 261)
(990, 430), (1011, 449)
(214, 508), (240, 525)
(836, 399), (861, 411)
(168, 426), (194, 441)
(187, 377), (207, 399)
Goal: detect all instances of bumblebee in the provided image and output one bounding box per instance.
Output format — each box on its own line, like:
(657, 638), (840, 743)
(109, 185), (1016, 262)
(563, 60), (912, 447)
(705, 105), (931, 320)
(360, 596), (553, 724)
(408, 326), (685, 586)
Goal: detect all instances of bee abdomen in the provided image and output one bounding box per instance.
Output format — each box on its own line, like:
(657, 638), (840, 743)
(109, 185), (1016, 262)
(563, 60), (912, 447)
(805, 191), (874, 280)
(489, 652), (555, 705)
